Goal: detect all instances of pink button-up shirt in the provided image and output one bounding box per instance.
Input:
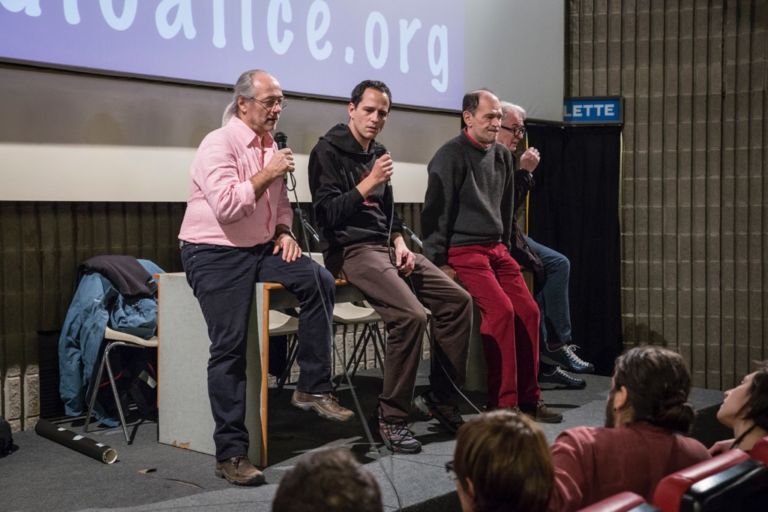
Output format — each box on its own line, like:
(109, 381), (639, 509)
(178, 117), (293, 247)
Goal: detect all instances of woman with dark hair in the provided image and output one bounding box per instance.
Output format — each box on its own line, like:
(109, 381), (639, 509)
(451, 410), (553, 512)
(710, 362), (768, 455)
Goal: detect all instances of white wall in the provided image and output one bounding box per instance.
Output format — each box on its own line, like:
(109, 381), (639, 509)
(465, 0), (564, 122)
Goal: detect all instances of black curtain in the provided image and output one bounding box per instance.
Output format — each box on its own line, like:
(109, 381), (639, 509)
(525, 123), (623, 375)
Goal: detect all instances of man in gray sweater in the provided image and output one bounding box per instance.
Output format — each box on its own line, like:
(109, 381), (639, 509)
(421, 89), (561, 422)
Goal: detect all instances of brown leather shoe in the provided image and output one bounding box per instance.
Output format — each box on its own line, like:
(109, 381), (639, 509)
(291, 390), (354, 422)
(215, 455), (265, 486)
(520, 400), (564, 424)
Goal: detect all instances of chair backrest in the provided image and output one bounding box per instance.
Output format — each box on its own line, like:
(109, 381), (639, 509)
(652, 450), (749, 512)
(749, 435), (768, 464)
(578, 491), (660, 512)
(681, 458), (768, 512)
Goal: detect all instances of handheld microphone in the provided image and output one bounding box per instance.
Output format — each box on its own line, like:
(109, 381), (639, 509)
(402, 224), (423, 249)
(274, 131), (294, 187)
(373, 146), (392, 189)
(274, 131), (288, 150)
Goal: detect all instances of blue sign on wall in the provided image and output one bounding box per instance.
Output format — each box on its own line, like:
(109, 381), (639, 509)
(563, 97), (623, 124)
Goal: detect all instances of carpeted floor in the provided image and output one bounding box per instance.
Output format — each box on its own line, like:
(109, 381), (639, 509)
(0, 370), (727, 512)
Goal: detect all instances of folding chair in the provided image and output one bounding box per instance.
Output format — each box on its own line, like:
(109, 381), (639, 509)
(84, 326), (158, 443)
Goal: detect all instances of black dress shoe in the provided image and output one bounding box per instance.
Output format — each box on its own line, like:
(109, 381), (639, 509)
(539, 366), (587, 389)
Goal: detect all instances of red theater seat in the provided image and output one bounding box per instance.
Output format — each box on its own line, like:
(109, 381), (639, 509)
(749, 435), (768, 464)
(578, 491), (660, 511)
(652, 450), (750, 512)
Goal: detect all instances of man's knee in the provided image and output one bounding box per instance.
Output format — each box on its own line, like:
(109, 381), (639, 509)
(313, 261), (336, 290)
(551, 254), (570, 274)
(401, 307), (429, 331)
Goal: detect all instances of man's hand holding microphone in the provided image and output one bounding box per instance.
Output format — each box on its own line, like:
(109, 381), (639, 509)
(356, 149), (393, 199)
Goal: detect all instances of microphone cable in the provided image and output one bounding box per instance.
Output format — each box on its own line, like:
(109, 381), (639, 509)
(282, 153), (404, 511)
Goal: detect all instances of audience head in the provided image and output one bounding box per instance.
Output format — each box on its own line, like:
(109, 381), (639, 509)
(717, 361), (768, 447)
(272, 447), (383, 512)
(452, 410), (553, 512)
(607, 345), (695, 433)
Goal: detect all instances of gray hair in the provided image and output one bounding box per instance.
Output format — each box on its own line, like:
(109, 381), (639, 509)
(501, 102), (526, 121)
(221, 69), (264, 126)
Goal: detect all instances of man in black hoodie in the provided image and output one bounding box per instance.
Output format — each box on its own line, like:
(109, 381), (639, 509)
(308, 80), (472, 454)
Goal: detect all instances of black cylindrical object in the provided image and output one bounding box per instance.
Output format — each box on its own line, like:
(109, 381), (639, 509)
(35, 419), (118, 464)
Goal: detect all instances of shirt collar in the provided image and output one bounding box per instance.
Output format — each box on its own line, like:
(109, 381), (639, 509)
(463, 128), (493, 150)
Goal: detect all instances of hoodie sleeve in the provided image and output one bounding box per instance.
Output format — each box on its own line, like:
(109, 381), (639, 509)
(308, 141), (366, 229)
(382, 179), (403, 234)
(421, 143), (459, 266)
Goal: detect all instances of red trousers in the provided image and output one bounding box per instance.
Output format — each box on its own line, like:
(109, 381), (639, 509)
(448, 243), (541, 407)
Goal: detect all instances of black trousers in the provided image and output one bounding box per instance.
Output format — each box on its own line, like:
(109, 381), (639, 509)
(181, 242), (335, 460)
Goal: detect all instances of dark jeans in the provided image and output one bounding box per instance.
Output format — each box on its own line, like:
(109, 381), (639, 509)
(181, 242), (335, 460)
(526, 237), (572, 349)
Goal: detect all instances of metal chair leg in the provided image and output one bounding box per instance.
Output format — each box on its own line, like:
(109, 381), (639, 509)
(276, 335), (299, 392)
(84, 344), (109, 434)
(103, 343), (131, 443)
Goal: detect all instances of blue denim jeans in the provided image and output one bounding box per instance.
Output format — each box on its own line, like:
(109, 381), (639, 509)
(526, 237), (572, 349)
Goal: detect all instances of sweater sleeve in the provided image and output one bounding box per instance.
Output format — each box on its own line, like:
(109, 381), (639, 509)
(549, 429), (593, 512)
(500, 150), (516, 249)
(421, 144), (458, 266)
(308, 142), (366, 229)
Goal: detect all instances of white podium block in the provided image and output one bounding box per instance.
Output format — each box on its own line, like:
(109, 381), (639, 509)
(157, 272), (268, 466)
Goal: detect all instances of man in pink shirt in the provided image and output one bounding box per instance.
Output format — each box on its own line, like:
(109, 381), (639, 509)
(548, 345), (711, 510)
(178, 70), (353, 487)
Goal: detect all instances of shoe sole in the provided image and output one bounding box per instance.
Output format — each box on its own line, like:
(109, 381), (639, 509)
(538, 376), (587, 390)
(215, 469), (266, 486)
(291, 399), (353, 422)
(540, 355), (595, 373)
(380, 437), (422, 454)
(368, 416), (422, 454)
(519, 407), (565, 424)
(533, 415), (564, 424)
(413, 396), (461, 435)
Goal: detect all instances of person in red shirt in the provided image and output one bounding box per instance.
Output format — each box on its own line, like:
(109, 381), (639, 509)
(549, 346), (711, 511)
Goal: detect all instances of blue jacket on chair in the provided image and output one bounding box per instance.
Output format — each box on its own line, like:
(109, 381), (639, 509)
(58, 258), (163, 425)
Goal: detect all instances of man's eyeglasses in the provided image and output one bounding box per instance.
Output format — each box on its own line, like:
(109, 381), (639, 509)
(501, 125), (526, 136)
(249, 96), (287, 111)
(445, 460), (457, 481)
